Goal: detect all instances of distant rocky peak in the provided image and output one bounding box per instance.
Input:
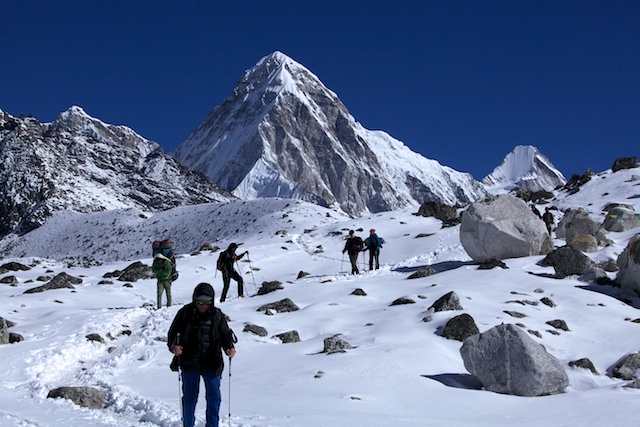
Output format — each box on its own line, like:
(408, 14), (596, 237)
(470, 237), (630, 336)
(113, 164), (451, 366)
(50, 106), (159, 156)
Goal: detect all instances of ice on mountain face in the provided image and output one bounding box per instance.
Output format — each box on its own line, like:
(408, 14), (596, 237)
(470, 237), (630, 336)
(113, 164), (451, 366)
(482, 145), (567, 194)
(175, 52), (487, 216)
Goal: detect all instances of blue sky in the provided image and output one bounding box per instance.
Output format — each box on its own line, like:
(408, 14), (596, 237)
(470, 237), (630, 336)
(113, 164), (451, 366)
(2, 1), (639, 180)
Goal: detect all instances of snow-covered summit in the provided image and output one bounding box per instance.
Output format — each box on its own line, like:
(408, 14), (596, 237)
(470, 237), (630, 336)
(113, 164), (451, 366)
(175, 52), (487, 216)
(482, 145), (567, 193)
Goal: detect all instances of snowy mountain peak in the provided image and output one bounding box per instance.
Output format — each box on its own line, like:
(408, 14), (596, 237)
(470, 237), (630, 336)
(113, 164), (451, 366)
(175, 52), (487, 216)
(482, 145), (566, 193)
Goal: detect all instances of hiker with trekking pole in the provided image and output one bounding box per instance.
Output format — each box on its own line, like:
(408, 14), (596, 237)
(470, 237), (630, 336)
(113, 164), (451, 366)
(216, 243), (248, 302)
(168, 282), (237, 427)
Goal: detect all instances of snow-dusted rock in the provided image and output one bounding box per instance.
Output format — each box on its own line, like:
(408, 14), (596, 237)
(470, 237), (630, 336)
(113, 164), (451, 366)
(460, 195), (553, 262)
(460, 323), (568, 396)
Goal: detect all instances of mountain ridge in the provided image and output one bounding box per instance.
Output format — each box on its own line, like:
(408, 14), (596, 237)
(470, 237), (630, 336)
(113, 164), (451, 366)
(0, 107), (233, 238)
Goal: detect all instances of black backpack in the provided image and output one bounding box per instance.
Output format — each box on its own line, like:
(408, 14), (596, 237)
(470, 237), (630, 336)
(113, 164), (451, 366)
(216, 252), (224, 271)
(350, 236), (364, 252)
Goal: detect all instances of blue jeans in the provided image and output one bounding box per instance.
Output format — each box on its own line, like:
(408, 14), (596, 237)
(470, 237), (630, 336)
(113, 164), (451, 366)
(181, 370), (222, 427)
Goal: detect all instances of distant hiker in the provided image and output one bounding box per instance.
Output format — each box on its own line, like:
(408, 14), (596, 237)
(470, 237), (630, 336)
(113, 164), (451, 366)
(342, 230), (363, 274)
(217, 243), (248, 302)
(363, 228), (382, 270)
(168, 283), (236, 427)
(152, 253), (173, 309)
(152, 239), (178, 281)
(531, 205), (542, 219)
(542, 207), (554, 235)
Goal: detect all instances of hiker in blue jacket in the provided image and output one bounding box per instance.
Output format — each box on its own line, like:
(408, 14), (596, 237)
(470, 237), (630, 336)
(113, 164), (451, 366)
(363, 229), (382, 270)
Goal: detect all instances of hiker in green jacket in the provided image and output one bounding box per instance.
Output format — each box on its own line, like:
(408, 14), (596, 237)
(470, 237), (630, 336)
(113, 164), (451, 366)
(152, 253), (173, 309)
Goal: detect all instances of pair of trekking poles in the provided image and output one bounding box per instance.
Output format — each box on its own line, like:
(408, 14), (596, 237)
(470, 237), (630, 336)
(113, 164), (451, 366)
(340, 251), (369, 272)
(175, 334), (236, 427)
(214, 252), (258, 297)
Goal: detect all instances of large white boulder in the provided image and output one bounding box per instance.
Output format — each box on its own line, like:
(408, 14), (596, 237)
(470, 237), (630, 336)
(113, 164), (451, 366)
(460, 195), (552, 262)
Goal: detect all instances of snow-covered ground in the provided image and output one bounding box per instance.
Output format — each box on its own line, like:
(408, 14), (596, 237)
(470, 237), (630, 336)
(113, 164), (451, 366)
(1, 168), (640, 426)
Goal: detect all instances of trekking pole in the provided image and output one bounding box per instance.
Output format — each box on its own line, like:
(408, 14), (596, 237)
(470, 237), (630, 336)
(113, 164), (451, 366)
(228, 356), (232, 427)
(245, 253), (257, 294)
(175, 333), (184, 426)
(341, 253), (344, 271)
(235, 260), (250, 298)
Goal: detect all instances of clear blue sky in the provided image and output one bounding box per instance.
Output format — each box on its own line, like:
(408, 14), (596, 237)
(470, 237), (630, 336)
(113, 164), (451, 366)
(2, 1), (639, 180)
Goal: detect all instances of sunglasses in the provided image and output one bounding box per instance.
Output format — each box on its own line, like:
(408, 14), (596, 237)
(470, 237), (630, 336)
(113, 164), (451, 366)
(196, 300), (212, 305)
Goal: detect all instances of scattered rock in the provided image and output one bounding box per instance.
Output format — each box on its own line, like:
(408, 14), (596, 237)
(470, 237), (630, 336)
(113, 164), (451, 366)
(0, 275), (18, 285)
(117, 261), (154, 282)
(503, 310), (527, 318)
(568, 358), (599, 375)
(24, 272), (82, 294)
(9, 332), (24, 343)
(0, 262), (30, 272)
(407, 266), (437, 279)
(610, 352), (640, 380)
(351, 288), (367, 296)
(86, 333), (105, 344)
(296, 271), (310, 279)
(612, 156), (638, 172)
(272, 330), (300, 344)
(568, 234), (598, 253)
(442, 313), (480, 341)
(390, 297), (415, 306)
(47, 386), (107, 409)
(256, 281), (284, 295)
(243, 324), (268, 337)
(539, 245), (597, 278)
(478, 258), (508, 270)
(540, 297), (556, 308)
(322, 334), (355, 354)
(429, 291), (463, 312)
(257, 298), (299, 314)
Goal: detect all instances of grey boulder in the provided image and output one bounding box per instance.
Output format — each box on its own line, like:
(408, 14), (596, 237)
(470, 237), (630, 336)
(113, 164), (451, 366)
(460, 323), (568, 396)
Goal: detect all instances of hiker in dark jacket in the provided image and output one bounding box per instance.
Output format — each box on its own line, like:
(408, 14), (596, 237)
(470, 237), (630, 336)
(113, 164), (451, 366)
(168, 283), (236, 427)
(152, 253), (173, 309)
(218, 243), (248, 302)
(342, 230), (363, 274)
(363, 228), (382, 270)
(542, 207), (554, 235)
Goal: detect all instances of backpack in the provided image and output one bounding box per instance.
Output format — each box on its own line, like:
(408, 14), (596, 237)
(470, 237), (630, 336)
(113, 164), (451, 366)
(216, 252), (225, 271)
(351, 236), (364, 252)
(152, 239), (178, 280)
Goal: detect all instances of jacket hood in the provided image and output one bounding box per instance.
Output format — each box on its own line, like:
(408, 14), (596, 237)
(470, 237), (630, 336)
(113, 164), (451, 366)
(192, 282), (215, 304)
